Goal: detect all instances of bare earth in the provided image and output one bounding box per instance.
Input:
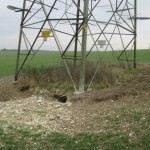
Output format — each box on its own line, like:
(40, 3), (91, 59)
(0, 65), (150, 136)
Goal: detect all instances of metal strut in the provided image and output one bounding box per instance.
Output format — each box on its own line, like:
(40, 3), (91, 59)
(9, 0), (138, 91)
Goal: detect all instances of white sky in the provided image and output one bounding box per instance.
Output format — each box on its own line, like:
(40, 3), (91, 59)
(0, 0), (150, 50)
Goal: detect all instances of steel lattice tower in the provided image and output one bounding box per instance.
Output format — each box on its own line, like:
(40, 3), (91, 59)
(10, 0), (137, 92)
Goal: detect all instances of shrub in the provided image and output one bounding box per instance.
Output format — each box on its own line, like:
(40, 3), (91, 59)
(21, 62), (126, 91)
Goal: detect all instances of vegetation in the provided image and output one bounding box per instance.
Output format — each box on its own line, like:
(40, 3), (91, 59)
(0, 106), (150, 150)
(21, 62), (126, 91)
(0, 49), (150, 77)
(0, 50), (150, 149)
(0, 50), (61, 77)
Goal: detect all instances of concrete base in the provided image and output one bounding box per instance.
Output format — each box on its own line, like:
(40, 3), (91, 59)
(13, 80), (19, 84)
(74, 91), (85, 95)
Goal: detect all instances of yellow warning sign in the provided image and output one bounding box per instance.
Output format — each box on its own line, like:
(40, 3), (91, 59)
(82, 23), (87, 32)
(41, 30), (51, 38)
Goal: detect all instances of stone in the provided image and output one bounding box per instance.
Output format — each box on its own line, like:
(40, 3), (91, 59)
(49, 115), (57, 121)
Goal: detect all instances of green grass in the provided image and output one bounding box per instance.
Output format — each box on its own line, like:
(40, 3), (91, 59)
(0, 50), (61, 77)
(0, 49), (150, 77)
(0, 112), (150, 150)
(0, 126), (99, 150)
(0, 51), (16, 76)
(0, 100), (150, 149)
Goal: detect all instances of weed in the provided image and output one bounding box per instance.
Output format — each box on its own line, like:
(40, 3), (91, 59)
(21, 62), (127, 91)
(0, 122), (150, 150)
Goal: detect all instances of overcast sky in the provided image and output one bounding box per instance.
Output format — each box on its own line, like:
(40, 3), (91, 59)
(0, 0), (150, 50)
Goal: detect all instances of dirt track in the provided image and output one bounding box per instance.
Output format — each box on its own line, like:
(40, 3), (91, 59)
(0, 65), (150, 135)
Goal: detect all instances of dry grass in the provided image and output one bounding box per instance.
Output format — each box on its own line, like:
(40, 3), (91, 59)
(21, 62), (127, 91)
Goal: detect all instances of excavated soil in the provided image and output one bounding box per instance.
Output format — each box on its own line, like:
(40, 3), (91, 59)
(0, 64), (150, 135)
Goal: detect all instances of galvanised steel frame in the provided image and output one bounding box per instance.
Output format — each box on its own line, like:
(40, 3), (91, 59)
(10, 0), (137, 92)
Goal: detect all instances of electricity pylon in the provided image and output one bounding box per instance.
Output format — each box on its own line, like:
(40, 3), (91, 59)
(9, 0), (137, 92)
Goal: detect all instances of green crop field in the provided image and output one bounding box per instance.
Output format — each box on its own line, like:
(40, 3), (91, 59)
(0, 49), (150, 77)
(0, 50), (61, 77)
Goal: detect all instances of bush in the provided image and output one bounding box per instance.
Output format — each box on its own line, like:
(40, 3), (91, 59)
(21, 62), (126, 91)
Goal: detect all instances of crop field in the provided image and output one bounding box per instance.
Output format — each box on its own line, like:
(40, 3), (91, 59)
(0, 49), (150, 77)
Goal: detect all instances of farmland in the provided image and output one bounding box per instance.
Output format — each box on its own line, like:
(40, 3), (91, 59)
(0, 49), (150, 77)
